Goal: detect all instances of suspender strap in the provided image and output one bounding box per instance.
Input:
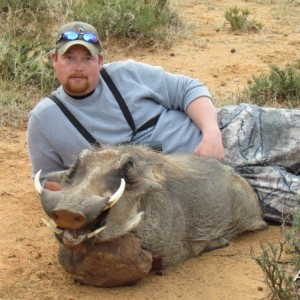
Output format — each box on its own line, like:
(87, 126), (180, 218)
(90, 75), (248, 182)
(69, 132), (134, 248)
(100, 68), (136, 133)
(136, 114), (160, 133)
(48, 95), (101, 146)
(100, 68), (161, 136)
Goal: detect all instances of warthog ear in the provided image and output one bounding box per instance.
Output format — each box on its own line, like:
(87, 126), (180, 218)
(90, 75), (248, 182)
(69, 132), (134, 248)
(150, 162), (165, 182)
(142, 162), (165, 192)
(117, 154), (164, 192)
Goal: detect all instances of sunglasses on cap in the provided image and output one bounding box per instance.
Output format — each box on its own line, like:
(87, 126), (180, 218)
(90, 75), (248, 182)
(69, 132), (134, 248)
(57, 31), (99, 44)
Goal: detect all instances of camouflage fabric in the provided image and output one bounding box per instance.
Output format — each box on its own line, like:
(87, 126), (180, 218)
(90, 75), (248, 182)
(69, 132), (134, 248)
(218, 104), (300, 223)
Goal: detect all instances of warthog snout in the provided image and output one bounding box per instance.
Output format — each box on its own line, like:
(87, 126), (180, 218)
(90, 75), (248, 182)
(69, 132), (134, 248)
(51, 208), (87, 230)
(34, 169), (126, 235)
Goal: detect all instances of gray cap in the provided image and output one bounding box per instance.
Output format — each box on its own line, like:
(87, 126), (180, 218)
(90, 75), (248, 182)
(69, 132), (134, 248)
(56, 21), (102, 56)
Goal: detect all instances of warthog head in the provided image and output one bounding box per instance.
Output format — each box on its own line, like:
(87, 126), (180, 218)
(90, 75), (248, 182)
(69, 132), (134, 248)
(35, 146), (164, 249)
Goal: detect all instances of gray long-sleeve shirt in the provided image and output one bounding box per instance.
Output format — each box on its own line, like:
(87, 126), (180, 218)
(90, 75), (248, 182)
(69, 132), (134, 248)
(27, 60), (213, 180)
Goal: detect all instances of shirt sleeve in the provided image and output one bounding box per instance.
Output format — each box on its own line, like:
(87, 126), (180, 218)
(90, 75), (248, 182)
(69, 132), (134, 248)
(128, 60), (213, 113)
(27, 112), (66, 182)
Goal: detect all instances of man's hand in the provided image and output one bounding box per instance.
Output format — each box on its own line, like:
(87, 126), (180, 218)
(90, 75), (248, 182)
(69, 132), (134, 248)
(194, 128), (225, 160)
(187, 96), (225, 160)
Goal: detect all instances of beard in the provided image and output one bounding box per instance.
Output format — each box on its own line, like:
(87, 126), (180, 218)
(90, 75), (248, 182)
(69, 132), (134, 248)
(65, 73), (89, 95)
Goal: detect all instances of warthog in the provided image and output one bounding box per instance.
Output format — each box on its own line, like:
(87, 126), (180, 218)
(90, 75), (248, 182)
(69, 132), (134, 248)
(35, 145), (267, 287)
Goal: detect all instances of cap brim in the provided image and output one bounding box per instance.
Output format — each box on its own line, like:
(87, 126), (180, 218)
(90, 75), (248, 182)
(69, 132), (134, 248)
(57, 40), (100, 56)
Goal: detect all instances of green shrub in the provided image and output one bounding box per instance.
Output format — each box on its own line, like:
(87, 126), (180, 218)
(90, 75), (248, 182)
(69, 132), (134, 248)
(251, 209), (300, 299)
(224, 6), (263, 32)
(0, 37), (57, 92)
(242, 65), (300, 108)
(293, 59), (300, 70)
(70, 0), (181, 47)
(0, 1), (60, 93)
(0, 0), (47, 12)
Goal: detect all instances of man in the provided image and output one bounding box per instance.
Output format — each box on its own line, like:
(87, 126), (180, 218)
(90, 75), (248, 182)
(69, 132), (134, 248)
(27, 21), (224, 190)
(28, 21), (300, 222)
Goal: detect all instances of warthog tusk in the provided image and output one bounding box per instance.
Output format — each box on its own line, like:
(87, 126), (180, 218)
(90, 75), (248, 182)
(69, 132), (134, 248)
(86, 226), (107, 239)
(34, 170), (43, 194)
(104, 178), (126, 210)
(41, 217), (63, 235)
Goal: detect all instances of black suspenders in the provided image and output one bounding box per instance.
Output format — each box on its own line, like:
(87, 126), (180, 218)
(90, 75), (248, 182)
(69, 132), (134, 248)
(48, 68), (161, 148)
(100, 68), (161, 140)
(48, 94), (100, 146)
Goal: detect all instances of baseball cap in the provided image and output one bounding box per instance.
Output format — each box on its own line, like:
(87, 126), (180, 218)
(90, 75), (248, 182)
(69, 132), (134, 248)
(56, 21), (102, 56)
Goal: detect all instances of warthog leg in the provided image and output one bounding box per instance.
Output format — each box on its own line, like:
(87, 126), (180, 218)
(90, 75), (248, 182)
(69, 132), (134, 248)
(190, 238), (229, 256)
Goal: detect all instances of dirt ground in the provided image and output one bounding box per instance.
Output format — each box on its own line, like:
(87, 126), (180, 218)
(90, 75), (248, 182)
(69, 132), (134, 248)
(1, 1), (299, 299)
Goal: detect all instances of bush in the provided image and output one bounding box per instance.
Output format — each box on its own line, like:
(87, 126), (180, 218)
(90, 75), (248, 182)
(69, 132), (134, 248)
(70, 0), (181, 47)
(242, 65), (300, 108)
(224, 6), (263, 32)
(251, 241), (295, 300)
(251, 209), (300, 299)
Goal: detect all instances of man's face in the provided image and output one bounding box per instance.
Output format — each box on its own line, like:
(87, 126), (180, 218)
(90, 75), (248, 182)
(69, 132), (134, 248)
(52, 45), (103, 96)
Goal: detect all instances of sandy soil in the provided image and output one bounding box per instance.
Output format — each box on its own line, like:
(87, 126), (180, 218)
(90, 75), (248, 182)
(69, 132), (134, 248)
(1, 1), (299, 299)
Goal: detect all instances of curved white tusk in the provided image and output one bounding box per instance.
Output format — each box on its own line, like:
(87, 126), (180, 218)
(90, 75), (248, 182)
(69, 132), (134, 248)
(34, 170), (44, 194)
(104, 178), (126, 210)
(41, 217), (63, 235)
(87, 226), (106, 239)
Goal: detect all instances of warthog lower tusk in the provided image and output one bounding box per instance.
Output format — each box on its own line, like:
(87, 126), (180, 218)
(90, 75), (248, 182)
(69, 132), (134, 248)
(42, 217), (105, 239)
(34, 170), (43, 194)
(41, 217), (63, 235)
(104, 178), (126, 210)
(87, 226), (107, 239)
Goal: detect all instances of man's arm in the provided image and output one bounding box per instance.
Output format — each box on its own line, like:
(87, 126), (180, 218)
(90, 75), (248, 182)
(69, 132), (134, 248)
(187, 97), (225, 160)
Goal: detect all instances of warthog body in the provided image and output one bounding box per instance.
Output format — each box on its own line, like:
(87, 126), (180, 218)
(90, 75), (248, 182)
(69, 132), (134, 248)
(35, 145), (267, 287)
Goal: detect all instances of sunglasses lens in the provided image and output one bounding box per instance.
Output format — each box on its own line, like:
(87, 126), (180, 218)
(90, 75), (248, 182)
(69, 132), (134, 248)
(58, 31), (99, 45)
(83, 33), (98, 43)
(62, 31), (79, 41)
